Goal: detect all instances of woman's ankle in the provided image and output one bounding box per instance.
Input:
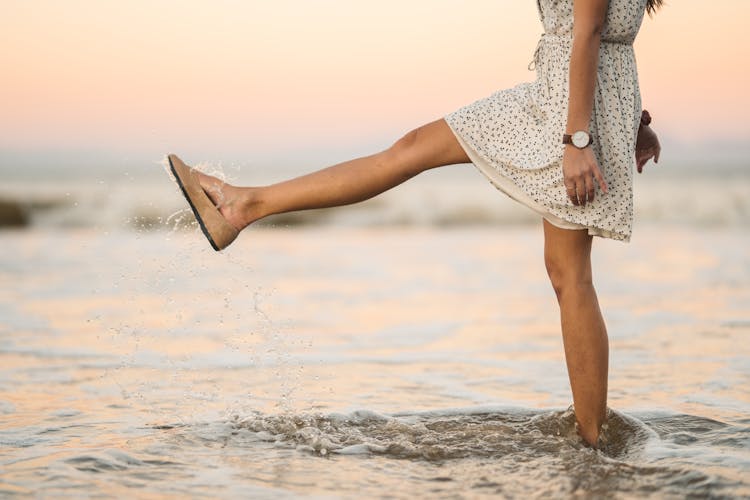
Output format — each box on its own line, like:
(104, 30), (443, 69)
(220, 186), (262, 231)
(578, 422), (601, 447)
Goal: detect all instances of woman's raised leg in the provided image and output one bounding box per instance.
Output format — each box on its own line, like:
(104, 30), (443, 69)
(197, 119), (469, 230)
(543, 219), (609, 446)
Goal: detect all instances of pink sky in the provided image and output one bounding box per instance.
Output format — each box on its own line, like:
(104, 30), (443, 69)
(1, 0), (748, 166)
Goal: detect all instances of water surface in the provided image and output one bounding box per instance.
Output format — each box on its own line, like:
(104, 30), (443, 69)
(1, 226), (748, 498)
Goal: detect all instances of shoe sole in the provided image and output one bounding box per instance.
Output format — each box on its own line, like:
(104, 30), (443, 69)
(167, 155), (222, 251)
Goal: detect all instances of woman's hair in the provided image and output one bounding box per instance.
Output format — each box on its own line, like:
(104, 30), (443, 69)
(646, 0), (664, 15)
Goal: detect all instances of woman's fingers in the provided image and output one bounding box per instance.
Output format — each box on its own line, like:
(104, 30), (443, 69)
(591, 162), (608, 194)
(637, 154), (646, 173)
(563, 149), (609, 206)
(636, 145), (661, 173)
(583, 174), (595, 205)
(566, 182), (580, 206)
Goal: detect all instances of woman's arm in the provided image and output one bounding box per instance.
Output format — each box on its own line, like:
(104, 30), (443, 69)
(562, 0), (610, 206)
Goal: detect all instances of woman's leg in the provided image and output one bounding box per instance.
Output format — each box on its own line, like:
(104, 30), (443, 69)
(197, 119), (470, 230)
(543, 219), (609, 446)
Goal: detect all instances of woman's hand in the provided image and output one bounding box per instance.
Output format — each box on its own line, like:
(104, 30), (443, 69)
(563, 145), (608, 206)
(635, 124), (661, 173)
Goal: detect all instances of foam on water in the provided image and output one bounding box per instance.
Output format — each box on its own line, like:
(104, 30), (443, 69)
(113, 407), (746, 498)
(227, 406), (654, 460)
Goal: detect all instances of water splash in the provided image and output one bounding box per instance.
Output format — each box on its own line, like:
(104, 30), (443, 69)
(224, 407), (656, 461)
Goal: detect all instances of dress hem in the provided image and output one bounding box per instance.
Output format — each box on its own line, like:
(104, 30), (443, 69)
(445, 118), (631, 242)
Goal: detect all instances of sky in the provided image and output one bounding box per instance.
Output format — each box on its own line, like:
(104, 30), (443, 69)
(1, 0), (749, 174)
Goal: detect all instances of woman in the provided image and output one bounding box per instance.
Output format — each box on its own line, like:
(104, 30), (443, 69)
(166, 0), (662, 447)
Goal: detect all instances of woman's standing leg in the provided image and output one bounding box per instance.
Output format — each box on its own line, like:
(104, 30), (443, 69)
(543, 219), (609, 446)
(196, 119), (470, 230)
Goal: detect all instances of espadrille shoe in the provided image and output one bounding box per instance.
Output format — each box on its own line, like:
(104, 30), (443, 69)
(167, 154), (239, 251)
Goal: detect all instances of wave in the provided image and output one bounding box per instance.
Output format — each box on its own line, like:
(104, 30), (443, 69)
(1, 168), (748, 230)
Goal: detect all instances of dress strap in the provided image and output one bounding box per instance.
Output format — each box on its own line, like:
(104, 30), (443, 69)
(528, 37), (543, 71)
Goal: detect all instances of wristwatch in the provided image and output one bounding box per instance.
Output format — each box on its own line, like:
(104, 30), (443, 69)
(562, 130), (593, 149)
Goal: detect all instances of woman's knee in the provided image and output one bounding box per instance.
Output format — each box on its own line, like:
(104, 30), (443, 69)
(543, 222), (594, 299)
(385, 127), (426, 169)
(544, 247), (593, 300)
(393, 127), (421, 150)
(384, 120), (469, 174)
(373, 128), (419, 180)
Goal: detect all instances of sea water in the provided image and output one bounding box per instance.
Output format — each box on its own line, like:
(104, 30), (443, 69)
(0, 222), (748, 498)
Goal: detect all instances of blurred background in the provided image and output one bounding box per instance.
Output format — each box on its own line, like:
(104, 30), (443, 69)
(1, 0), (748, 231)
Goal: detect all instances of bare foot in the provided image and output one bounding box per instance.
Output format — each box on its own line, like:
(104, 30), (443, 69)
(194, 171), (256, 231)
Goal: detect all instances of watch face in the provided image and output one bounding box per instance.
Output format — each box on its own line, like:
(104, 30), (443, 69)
(572, 131), (590, 148)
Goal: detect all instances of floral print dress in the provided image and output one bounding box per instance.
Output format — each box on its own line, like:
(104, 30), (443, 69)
(445, 0), (648, 241)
